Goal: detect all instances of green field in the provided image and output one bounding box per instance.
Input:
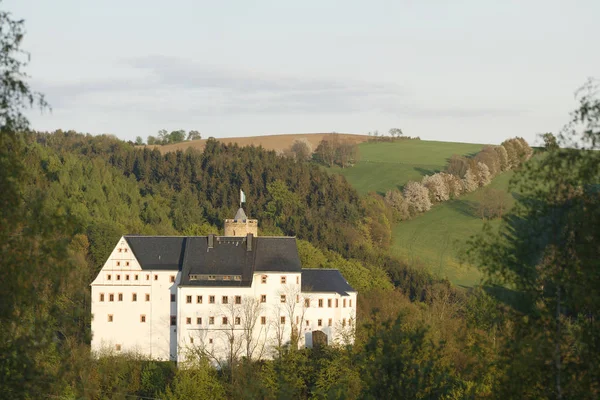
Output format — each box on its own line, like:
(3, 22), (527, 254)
(328, 140), (484, 195)
(390, 172), (516, 287)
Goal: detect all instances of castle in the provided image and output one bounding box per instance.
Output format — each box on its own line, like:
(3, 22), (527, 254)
(90, 208), (357, 363)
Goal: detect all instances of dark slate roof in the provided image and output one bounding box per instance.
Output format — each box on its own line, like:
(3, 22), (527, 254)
(180, 236), (255, 287)
(234, 207), (247, 221)
(254, 237), (301, 272)
(125, 236), (186, 270)
(301, 269), (356, 295)
(123, 235), (302, 287)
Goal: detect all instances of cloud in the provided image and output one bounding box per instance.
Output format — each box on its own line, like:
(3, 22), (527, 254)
(34, 55), (525, 120)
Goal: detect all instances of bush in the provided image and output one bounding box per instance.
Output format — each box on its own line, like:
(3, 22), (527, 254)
(403, 181), (432, 214)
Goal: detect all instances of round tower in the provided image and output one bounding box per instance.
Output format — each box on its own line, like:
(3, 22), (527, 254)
(224, 208), (258, 237)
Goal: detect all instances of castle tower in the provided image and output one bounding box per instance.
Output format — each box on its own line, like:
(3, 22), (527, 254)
(224, 207), (258, 237)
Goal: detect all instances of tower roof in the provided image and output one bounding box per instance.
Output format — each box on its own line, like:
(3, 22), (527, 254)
(234, 207), (247, 221)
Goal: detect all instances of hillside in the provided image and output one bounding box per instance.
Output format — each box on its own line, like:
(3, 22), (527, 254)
(150, 132), (370, 154)
(327, 140), (484, 195)
(324, 139), (517, 287)
(391, 171), (515, 287)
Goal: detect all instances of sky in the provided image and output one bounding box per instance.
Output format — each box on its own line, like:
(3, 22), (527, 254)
(5, 0), (599, 145)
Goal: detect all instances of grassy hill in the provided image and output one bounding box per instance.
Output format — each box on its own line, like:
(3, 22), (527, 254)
(328, 140), (484, 195)
(390, 172), (515, 287)
(325, 139), (516, 287)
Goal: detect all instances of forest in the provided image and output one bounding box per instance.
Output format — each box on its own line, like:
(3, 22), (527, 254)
(2, 7), (600, 400)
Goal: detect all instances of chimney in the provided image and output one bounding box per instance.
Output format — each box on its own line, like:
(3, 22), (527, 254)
(246, 233), (253, 252)
(208, 234), (215, 249)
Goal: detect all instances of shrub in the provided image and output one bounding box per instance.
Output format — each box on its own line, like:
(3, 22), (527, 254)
(403, 181), (432, 214)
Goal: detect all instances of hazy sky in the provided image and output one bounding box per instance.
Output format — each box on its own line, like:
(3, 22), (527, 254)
(5, 0), (599, 145)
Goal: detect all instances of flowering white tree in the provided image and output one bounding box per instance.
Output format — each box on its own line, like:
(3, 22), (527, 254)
(494, 145), (510, 171)
(476, 162), (492, 187)
(442, 172), (463, 198)
(422, 173), (450, 202)
(462, 168), (478, 193)
(403, 181), (432, 213)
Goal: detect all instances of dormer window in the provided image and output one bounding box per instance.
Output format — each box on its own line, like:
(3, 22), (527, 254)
(261, 275), (267, 284)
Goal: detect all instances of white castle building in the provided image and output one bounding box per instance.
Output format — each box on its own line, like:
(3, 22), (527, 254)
(90, 208), (357, 363)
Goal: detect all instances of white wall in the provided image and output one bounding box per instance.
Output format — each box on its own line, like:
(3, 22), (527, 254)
(91, 237), (180, 360)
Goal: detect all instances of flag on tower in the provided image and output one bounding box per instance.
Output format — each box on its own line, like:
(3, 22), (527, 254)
(240, 189), (246, 204)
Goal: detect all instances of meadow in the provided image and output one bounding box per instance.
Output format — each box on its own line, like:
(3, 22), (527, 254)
(390, 172), (515, 287)
(328, 139), (484, 195)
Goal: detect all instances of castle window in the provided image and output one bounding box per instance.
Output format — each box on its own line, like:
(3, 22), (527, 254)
(209, 338), (213, 344)
(296, 295), (300, 303)
(107, 274), (112, 281)
(209, 296), (215, 304)
(116, 274), (121, 281)
(296, 276), (299, 284)
(222, 296), (228, 304)
(304, 299), (310, 307)
(154, 275), (158, 281)
(108, 314), (113, 322)
(115, 344), (121, 351)
(145, 294), (150, 301)
(146, 274), (150, 280)
(280, 295), (286, 303)
(305, 320), (310, 326)
(109, 294), (114, 302)
(349, 299), (352, 307)
(327, 299), (332, 308)
(235, 296), (241, 304)
(140, 315), (146, 323)
(261, 316), (266, 325)
(171, 294), (176, 302)
(135, 274), (139, 281)
(235, 317), (241, 325)
(328, 318), (332, 327)
(186, 317), (191, 325)
(125, 274), (130, 281)
(261, 275), (267, 284)
(132, 293), (137, 302)
(118, 293), (123, 301)
(197, 317), (202, 324)
(170, 275), (175, 283)
(318, 319), (322, 327)
(318, 299), (323, 308)
(116, 262), (120, 267)
(197, 295), (203, 304)
(186, 295), (192, 304)
(349, 319), (353, 327)
(209, 317), (215, 325)
(280, 316), (286, 324)
(223, 276), (230, 281)
(190, 337), (194, 344)
(260, 295), (266, 303)
(124, 249), (128, 253)
(335, 299), (339, 308)
(99, 293), (104, 302)
(170, 316), (176, 326)
(342, 319), (346, 327)
(222, 317), (228, 325)
(343, 299), (347, 308)
(125, 262), (130, 266)
(281, 276), (286, 284)
(119, 248), (122, 253)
